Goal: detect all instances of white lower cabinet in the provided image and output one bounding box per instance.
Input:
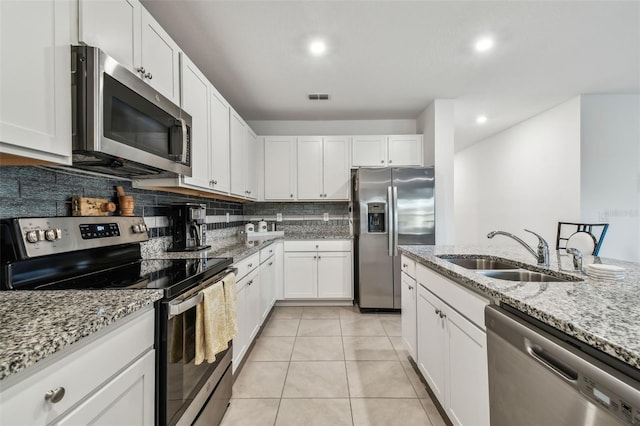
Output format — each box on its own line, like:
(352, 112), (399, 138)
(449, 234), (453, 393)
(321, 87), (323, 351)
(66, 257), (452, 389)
(233, 244), (279, 371)
(400, 271), (417, 360)
(283, 240), (352, 300)
(0, 308), (155, 426)
(56, 350), (155, 425)
(415, 264), (490, 426)
(233, 263), (260, 369)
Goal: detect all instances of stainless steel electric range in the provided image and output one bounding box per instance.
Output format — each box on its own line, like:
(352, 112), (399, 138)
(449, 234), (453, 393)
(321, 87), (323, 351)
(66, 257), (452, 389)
(0, 216), (234, 426)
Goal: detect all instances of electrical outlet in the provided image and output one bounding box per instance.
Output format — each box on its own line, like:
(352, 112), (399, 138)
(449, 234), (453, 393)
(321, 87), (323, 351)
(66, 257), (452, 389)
(323, 213), (329, 221)
(276, 213), (283, 222)
(226, 212), (230, 223)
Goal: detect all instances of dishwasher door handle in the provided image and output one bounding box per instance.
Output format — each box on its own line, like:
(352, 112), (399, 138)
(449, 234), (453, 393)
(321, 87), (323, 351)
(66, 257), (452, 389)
(526, 339), (579, 382)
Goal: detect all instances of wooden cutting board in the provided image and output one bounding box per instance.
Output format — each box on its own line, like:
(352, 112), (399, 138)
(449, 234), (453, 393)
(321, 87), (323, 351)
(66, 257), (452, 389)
(72, 197), (116, 216)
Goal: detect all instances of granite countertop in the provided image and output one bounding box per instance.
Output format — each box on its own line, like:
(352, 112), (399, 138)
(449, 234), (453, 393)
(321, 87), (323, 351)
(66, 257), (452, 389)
(145, 237), (281, 263)
(285, 233), (352, 240)
(0, 289), (162, 381)
(398, 244), (640, 371)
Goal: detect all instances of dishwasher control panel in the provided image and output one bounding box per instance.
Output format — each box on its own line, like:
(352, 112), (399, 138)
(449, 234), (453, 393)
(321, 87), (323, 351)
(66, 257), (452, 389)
(581, 372), (639, 424)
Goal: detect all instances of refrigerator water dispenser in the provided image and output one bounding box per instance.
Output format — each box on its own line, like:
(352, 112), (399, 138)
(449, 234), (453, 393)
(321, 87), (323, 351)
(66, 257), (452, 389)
(367, 203), (386, 233)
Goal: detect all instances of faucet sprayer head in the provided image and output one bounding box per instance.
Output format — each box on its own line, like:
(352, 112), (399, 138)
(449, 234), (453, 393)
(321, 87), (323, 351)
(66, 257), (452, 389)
(487, 231), (498, 239)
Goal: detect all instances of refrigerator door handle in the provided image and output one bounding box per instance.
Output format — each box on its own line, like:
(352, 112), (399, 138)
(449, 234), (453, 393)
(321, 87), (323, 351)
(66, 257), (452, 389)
(393, 186), (399, 256)
(387, 185), (393, 257)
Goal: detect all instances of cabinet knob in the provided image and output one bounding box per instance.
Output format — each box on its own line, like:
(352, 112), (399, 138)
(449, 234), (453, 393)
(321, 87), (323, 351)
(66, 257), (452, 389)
(402, 263), (408, 268)
(290, 194), (293, 198)
(144, 72), (153, 80)
(435, 309), (441, 316)
(247, 280), (253, 286)
(389, 160), (393, 164)
(380, 160), (384, 163)
(313, 256), (317, 259)
(248, 263), (252, 268)
(268, 261), (273, 266)
(408, 285), (413, 290)
(135, 66), (146, 74)
(318, 256), (321, 260)
(440, 312), (446, 319)
(44, 387), (65, 403)
(315, 245), (319, 249)
(213, 180), (217, 185)
(320, 194), (323, 198)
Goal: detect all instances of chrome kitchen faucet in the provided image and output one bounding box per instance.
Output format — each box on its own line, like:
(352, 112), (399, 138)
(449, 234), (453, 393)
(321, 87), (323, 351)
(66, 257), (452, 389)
(487, 229), (550, 267)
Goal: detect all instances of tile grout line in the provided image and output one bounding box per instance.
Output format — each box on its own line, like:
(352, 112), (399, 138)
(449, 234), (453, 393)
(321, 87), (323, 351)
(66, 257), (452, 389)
(272, 314), (302, 425)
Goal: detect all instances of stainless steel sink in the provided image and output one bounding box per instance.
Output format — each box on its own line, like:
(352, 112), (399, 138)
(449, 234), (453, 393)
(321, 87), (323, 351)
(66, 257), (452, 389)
(438, 255), (582, 282)
(476, 270), (578, 282)
(440, 257), (519, 270)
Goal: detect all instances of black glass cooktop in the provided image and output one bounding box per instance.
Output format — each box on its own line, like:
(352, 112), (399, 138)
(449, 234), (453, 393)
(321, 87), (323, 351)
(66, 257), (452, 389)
(7, 254), (232, 300)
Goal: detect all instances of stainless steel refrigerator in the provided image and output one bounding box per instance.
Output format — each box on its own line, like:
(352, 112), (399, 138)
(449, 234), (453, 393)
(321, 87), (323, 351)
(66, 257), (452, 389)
(353, 167), (435, 310)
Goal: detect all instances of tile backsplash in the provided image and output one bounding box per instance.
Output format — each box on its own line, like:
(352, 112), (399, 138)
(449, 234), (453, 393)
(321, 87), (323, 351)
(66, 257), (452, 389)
(0, 167), (352, 240)
(0, 167), (244, 234)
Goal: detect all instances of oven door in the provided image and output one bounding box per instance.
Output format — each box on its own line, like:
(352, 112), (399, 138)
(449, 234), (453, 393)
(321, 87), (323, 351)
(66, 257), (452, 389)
(158, 272), (233, 426)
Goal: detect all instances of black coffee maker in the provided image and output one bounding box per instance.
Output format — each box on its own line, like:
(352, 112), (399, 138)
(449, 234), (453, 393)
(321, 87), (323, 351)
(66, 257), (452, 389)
(168, 203), (211, 252)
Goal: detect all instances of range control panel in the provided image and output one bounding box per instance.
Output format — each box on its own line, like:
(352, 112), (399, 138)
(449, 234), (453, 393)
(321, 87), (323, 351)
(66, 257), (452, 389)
(14, 216), (149, 258)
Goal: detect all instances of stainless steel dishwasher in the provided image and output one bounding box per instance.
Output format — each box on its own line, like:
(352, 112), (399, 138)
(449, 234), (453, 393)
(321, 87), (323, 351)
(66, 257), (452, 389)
(485, 305), (640, 425)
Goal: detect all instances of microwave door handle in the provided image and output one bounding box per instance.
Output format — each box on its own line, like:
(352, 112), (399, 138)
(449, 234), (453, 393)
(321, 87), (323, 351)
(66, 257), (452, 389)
(180, 118), (188, 163)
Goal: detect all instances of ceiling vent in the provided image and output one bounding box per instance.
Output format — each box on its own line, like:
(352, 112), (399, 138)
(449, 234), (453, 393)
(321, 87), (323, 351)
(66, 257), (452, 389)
(308, 93), (330, 100)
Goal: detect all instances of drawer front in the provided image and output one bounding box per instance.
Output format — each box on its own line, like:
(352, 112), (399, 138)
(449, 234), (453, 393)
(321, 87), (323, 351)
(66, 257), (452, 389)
(259, 243), (275, 264)
(416, 264), (488, 329)
(284, 240), (351, 252)
(400, 255), (416, 278)
(234, 252), (260, 280)
(0, 308), (155, 426)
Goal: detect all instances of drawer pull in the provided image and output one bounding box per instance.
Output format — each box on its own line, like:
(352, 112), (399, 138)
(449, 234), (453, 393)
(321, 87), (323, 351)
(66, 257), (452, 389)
(268, 262), (273, 266)
(435, 309), (441, 316)
(247, 280), (253, 286)
(408, 285), (413, 290)
(44, 387), (65, 403)
(402, 263), (408, 268)
(248, 263), (253, 268)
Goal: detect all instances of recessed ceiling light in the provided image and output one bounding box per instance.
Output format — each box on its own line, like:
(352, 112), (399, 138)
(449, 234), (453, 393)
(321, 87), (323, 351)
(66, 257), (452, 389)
(309, 40), (327, 56)
(476, 115), (488, 124)
(474, 37), (494, 53)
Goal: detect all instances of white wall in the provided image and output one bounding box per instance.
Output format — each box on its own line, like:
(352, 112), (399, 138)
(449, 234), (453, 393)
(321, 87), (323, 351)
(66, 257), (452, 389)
(580, 94), (640, 261)
(454, 97), (582, 249)
(247, 119), (416, 136)
(417, 100), (455, 244)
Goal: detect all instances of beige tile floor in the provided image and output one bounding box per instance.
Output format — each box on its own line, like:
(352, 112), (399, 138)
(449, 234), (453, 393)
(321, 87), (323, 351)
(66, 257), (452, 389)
(221, 306), (447, 426)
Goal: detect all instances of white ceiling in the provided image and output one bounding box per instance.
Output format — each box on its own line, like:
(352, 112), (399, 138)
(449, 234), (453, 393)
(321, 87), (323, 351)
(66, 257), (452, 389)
(141, 0), (640, 151)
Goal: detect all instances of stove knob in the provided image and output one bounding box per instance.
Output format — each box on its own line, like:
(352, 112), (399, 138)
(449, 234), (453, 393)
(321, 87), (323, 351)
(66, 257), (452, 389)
(45, 229), (57, 241)
(25, 231), (38, 243)
(132, 224), (141, 233)
(55, 229), (62, 239)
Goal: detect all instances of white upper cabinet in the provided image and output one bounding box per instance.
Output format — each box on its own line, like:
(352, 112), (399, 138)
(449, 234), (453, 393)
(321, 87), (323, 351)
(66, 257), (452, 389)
(209, 87), (231, 194)
(180, 54), (210, 189)
(297, 136), (350, 201)
(0, 0), (72, 164)
(79, 0), (181, 104)
(297, 137), (324, 200)
(139, 8), (180, 104)
(78, 0), (140, 71)
(229, 110), (247, 197)
(352, 135), (423, 167)
(264, 137), (297, 200)
(229, 109), (256, 199)
(322, 137), (350, 200)
(246, 128), (257, 200)
(388, 135), (423, 166)
(352, 136), (387, 167)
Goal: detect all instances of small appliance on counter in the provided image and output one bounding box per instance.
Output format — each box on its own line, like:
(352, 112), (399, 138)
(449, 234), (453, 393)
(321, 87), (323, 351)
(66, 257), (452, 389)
(168, 203), (211, 252)
(257, 219), (268, 232)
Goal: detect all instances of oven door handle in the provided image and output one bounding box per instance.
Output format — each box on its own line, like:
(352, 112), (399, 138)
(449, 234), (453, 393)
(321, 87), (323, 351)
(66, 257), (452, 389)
(169, 292), (203, 316)
(168, 267), (237, 317)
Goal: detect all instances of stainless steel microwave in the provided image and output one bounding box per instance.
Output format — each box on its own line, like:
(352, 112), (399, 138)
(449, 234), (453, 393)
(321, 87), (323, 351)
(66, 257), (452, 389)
(71, 45), (192, 178)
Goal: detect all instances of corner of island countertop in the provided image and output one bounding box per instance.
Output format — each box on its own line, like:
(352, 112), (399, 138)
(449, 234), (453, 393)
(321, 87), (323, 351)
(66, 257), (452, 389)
(397, 244), (640, 372)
